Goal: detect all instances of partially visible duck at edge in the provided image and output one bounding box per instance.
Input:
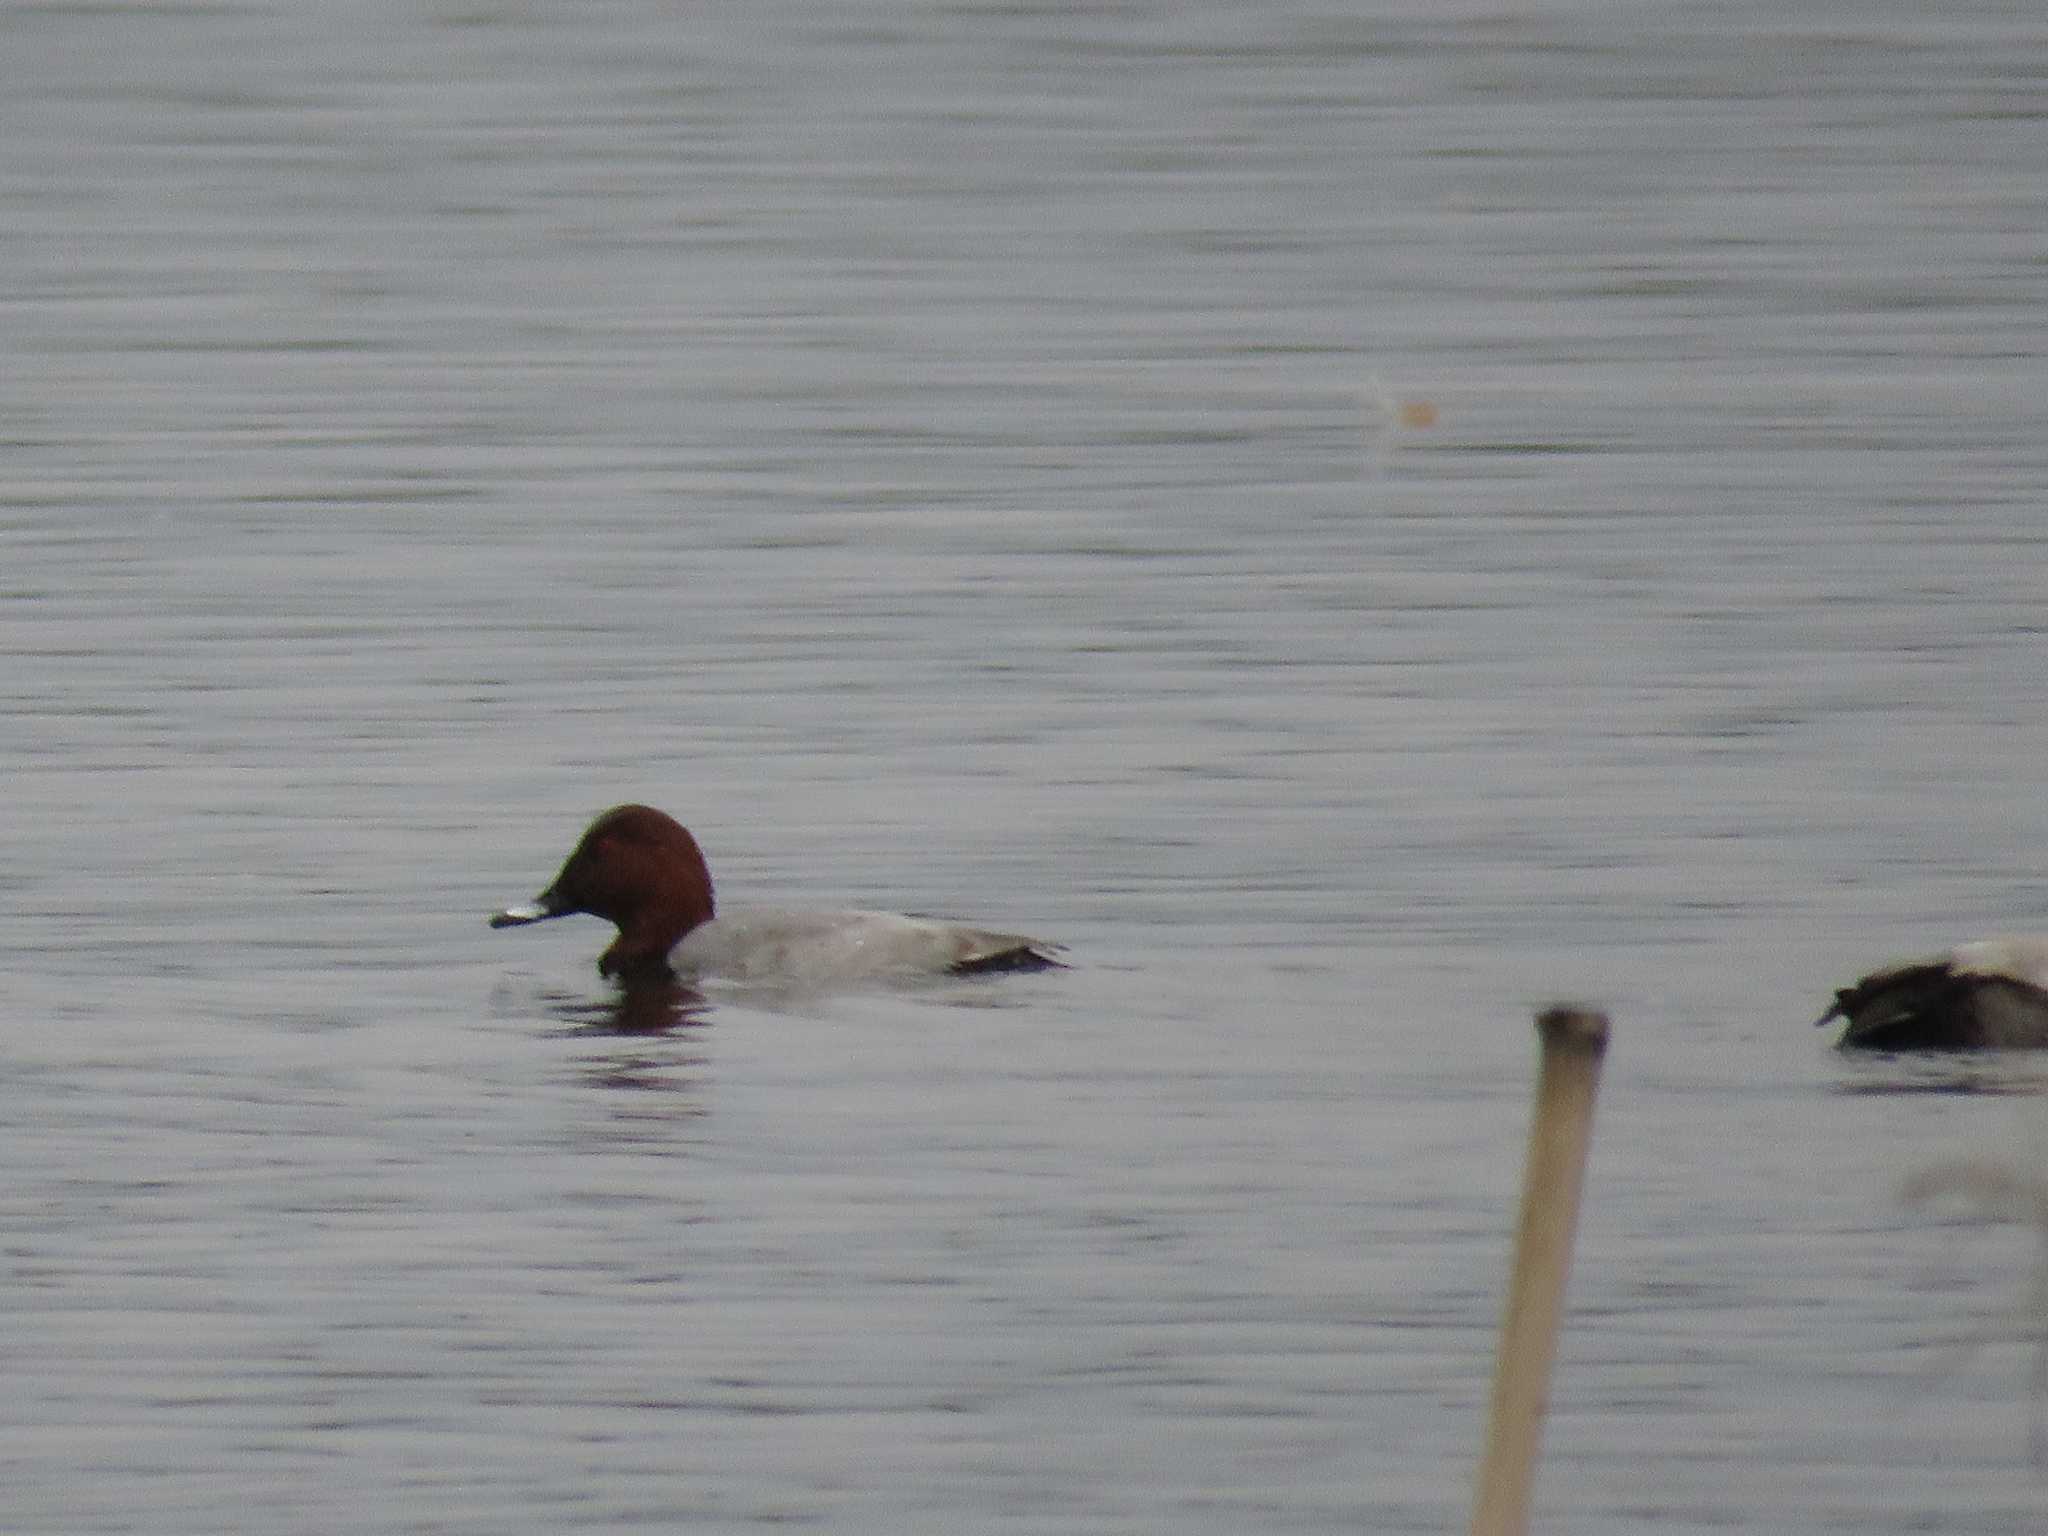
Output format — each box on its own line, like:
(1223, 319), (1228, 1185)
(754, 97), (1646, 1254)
(1817, 938), (2048, 1050)
(490, 804), (1063, 988)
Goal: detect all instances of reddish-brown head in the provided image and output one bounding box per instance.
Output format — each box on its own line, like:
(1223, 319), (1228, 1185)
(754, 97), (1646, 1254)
(497, 804), (716, 982)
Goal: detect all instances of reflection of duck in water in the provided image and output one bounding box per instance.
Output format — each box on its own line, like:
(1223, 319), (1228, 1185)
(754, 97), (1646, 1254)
(491, 804), (1063, 989)
(1819, 939), (2048, 1049)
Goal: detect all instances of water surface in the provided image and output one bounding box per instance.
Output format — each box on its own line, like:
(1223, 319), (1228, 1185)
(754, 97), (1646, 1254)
(6, 2), (2048, 1531)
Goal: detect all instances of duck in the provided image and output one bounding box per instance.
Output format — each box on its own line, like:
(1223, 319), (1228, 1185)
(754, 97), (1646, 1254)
(1817, 938), (2048, 1049)
(489, 804), (1063, 988)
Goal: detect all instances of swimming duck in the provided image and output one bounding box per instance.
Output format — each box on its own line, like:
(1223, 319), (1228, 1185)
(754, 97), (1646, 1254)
(490, 804), (1063, 987)
(1817, 939), (2048, 1049)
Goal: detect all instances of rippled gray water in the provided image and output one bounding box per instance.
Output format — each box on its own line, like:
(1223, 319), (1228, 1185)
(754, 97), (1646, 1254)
(7, 2), (2048, 1531)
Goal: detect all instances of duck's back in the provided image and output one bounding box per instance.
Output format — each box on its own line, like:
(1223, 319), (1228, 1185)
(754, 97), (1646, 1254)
(673, 907), (1062, 985)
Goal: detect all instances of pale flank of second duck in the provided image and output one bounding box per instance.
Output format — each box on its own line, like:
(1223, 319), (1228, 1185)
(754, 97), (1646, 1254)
(1817, 938), (2048, 1050)
(489, 804), (1063, 987)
